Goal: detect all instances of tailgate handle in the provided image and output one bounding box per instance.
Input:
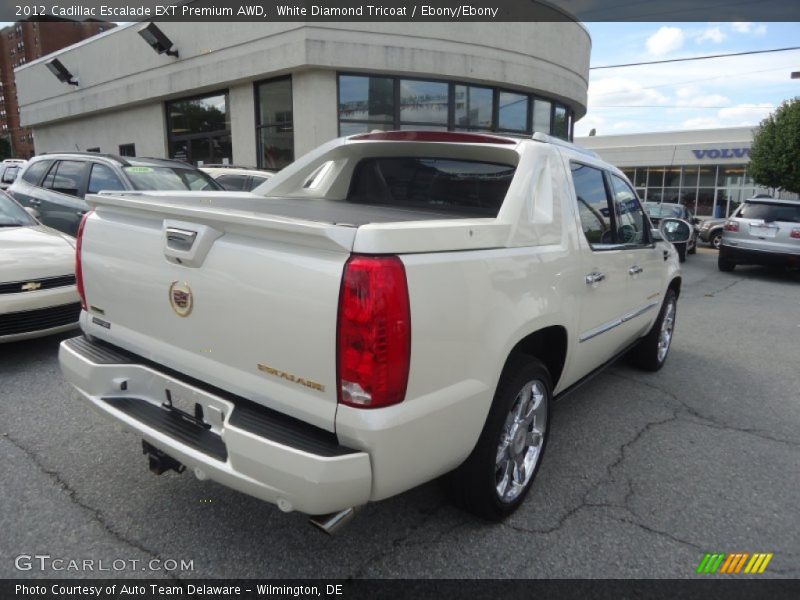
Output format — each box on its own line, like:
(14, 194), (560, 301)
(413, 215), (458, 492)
(166, 227), (198, 251)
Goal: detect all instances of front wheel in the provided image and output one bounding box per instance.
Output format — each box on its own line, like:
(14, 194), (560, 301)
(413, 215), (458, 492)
(629, 289), (678, 372)
(446, 356), (551, 521)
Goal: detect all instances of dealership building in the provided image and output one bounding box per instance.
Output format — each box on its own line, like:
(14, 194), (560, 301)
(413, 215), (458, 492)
(577, 127), (798, 218)
(16, 21), (589, 169)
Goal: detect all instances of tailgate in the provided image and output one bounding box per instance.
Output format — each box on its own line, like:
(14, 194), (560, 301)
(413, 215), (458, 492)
(79, 192), (357, 431)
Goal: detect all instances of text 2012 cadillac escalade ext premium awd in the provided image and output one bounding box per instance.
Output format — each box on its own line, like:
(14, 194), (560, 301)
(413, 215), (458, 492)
(59, 131), (688, 527)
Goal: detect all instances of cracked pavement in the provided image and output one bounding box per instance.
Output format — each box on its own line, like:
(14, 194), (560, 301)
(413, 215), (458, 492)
(1, 247), (798, 579)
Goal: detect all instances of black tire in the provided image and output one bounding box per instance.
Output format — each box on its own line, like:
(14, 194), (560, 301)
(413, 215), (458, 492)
(718, 253), (736, 272)
(677, 243), (687, 262)
(628, 289), (678, 372)
(446, 355), (551, 521)
(710, 231), (723, 250)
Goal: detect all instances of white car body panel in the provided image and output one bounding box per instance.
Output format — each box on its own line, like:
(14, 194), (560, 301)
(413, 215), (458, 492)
(0, 224), (79, 342)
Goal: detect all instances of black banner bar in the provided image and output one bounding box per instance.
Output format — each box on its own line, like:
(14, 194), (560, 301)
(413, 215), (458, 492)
(4, 0), (800, 23)
(3, 579), (800, 600)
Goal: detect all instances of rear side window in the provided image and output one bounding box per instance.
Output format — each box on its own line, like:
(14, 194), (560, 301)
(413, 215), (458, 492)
(43, 160), (87, 197)
(610, 175), (648, 245)
(21, 160), (52, 185)
(571, 163), (613, 246)
(88, 163), (126, 194)
(215, 174), (249, 191)
(347, 157), (516, 217)
(123, 166), (220, 191)
(740, 202), (800, 223)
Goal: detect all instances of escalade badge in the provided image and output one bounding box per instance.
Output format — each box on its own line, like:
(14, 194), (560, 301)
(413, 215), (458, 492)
(21, 282), (42, 291)
(168, 281), (193, 317)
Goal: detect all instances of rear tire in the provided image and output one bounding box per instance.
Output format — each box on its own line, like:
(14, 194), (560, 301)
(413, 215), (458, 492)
(446, 355), (551, 521)
(629, 289), (677, 372)
(718, 254), (736, 272)
(710, 231), (723, 250)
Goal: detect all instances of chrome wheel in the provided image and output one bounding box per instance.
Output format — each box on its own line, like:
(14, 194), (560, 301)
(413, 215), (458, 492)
(657, 299), (676, 363)
(495, 379), (547, 503)
(711, 233), (722, 250)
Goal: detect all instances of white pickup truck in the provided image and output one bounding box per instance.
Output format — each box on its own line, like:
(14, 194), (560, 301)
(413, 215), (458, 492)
(59, 131), (689, 530)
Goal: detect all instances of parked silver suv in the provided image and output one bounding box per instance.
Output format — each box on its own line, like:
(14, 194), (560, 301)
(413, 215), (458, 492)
(718, 198), (800, 271)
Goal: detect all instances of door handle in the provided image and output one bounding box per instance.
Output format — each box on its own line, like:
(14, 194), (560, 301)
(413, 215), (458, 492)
(585, 271), (605, 286)
(628, 265), (644, 276)
(663, 249), (669, 261)
(28, 198), (41, 206)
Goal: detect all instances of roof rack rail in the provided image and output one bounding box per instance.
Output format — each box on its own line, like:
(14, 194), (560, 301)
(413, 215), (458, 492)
(199, 164), (263, 170)
(38, 151), (130, 166)
(532, 132), (599, 159)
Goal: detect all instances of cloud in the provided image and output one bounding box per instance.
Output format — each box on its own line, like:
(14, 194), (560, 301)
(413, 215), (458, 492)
(674, 86), (731, 107)
(680, 103), (774, 129)
(696, 27), (726, 44)
(731, 22), (767, 36)
(646, 26), (685, 56)
(589, 77), (670, 107)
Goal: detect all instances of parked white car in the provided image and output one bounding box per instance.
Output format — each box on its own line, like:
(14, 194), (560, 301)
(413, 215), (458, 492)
(59, 132), (689, 529)
(0, 191), (80, 343)
(0, 159), (27, 190)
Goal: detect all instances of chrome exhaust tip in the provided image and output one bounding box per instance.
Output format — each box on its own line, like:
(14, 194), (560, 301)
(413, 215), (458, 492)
(308, 507), (357, 535)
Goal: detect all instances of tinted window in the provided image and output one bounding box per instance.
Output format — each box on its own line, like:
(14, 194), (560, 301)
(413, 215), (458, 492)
(215, 174), (249, 191)
(348, 157), (515, 217)
(2, 165), (19, 183)
(46, 161), (86, 197)
(21, 160), (52, 185)
(88, 163), (125, 194)
(611, 175), (647, 245)
(0, 192), (36, 226)
(740, 202), (800, 223)
(123, 166), (220, 191)
(571, 163), (613, 246)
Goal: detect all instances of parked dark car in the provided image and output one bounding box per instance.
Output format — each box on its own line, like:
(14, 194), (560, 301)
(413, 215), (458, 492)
(642, 201), (699, 261)
(8, 153), (222, 237)
(698, 217), (726, 249)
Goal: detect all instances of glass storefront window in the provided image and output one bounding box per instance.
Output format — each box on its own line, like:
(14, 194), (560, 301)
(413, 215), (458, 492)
(532, 99), (552, 134)
(717, 165), (747, 187)
(167, 93), (229, 136)
(634, 169), (647, 188)
(399, 80), (448, 125)
(337, 74), (573, 140)
(620, 168), (635, 182)
(697, 166), (716, 187)
(647, 167), (665, 189)
(256, 77), (294, 169)
(696, 189), (715, 216)
(498, 92), (528, 132)
(166, 91), (231, 166)
(454, 85), (493, 129)
(662, 188), (681, 203)
(681, 166), (699, 189)
(339, 75), (394, 123)
(664, 167), (680, 187)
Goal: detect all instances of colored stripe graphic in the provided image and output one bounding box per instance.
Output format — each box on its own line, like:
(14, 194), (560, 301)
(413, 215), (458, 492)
(698, 552), (772, 574)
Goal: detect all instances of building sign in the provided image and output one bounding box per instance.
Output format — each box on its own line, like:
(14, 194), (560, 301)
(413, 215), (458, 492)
(692, 148), (750, 160)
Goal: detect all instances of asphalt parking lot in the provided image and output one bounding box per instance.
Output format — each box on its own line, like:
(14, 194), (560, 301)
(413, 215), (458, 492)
(1, 246), (798, 579)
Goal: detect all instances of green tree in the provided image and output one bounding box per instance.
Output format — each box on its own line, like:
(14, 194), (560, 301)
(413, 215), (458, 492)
(748, 97), (800, 195)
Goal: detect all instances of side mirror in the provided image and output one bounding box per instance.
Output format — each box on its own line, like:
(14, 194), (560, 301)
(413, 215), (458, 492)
(659, 218), (692, 243)
(24, 207), (40, 220)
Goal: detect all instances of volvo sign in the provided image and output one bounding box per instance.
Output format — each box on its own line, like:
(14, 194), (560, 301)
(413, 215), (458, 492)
(692, 148), (750, 159)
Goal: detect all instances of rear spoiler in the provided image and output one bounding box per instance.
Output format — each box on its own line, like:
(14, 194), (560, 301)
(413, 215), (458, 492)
(86, 191), (357, 253)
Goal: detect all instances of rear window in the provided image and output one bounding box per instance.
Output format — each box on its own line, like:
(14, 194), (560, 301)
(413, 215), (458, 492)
(123, 166), (221, 191)
(347, 157), (515, 217)
(739, 202), (800, 223)
(644, 203), (683, 218)
(21, 160), (52, 185)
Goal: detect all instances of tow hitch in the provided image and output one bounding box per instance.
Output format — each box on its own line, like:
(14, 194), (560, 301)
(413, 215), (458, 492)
(143, 441), (185, 475)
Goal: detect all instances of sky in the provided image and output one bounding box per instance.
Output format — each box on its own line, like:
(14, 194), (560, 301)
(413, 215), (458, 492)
(578, 21), (800, 137)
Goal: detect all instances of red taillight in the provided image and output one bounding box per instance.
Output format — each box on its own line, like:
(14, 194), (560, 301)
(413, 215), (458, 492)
(75, 210), (93, 310)
(791, 228), (800, 239)
(337, 255), (411, 409)
(724, 221), (739, 232)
